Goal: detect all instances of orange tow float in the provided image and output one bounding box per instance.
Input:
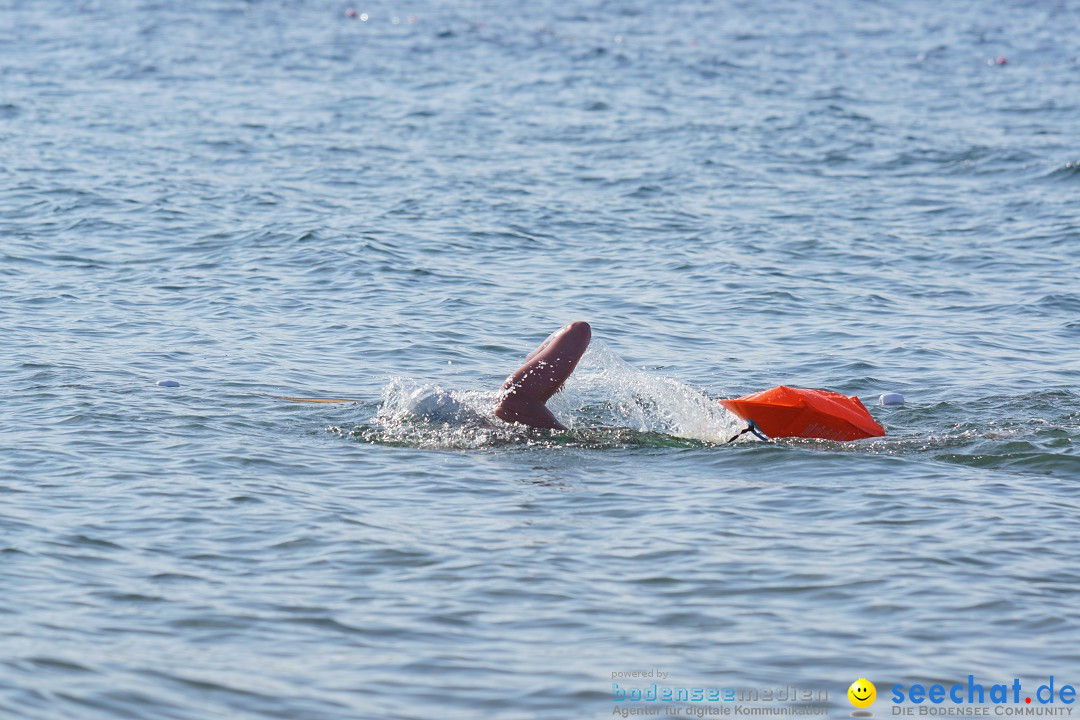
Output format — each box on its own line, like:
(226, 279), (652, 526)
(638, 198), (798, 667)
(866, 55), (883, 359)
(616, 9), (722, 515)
(720, 386), (885, 442)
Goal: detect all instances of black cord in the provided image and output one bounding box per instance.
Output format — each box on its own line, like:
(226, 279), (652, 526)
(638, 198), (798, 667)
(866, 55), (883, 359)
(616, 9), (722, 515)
(725, 419), (769, 444)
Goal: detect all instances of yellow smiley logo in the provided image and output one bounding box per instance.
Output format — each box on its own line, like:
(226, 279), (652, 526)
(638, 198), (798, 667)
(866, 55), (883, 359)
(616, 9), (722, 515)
(848, 678), (876, 708)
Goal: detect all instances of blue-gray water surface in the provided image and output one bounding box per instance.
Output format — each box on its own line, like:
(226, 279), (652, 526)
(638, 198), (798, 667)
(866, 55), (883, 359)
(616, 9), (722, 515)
(2, 1), (1079, 718)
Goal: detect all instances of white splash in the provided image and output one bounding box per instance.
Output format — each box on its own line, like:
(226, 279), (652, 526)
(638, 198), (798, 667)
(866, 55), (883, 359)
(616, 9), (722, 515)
(373, 378), (497, 427)
(550, 341), (742, 443)
(364, 342), (745, 448)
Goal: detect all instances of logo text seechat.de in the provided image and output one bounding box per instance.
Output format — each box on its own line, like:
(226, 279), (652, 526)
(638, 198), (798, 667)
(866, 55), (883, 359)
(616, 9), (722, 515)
(891, 677), (1077, 710)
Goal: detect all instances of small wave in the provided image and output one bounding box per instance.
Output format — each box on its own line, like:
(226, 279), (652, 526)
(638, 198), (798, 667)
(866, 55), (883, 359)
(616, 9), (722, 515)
(937, 450), (1080, 475)
(844, 391), (1080, 476)
(872, 146), (1037, 177)
(1042, 161), (1080, 180)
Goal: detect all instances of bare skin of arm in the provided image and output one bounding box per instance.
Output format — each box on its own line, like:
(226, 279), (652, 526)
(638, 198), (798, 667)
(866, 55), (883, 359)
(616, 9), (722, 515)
(494, 321), (592, 430)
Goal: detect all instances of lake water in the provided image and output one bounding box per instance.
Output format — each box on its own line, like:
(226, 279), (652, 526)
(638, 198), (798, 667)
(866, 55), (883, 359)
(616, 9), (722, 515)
(2, 1), (1078, 718)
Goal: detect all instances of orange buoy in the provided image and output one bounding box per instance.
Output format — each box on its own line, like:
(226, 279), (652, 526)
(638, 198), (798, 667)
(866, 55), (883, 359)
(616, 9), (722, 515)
(719, 386), (885, 441)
